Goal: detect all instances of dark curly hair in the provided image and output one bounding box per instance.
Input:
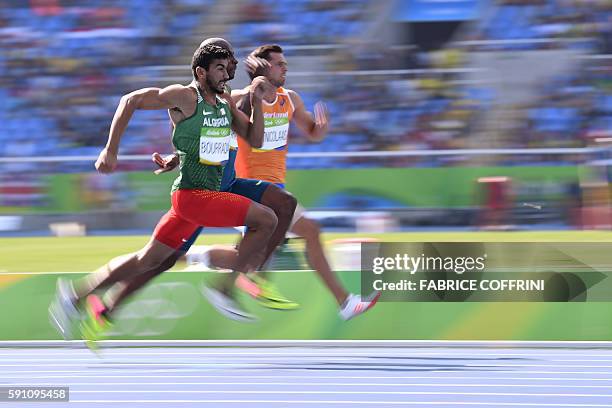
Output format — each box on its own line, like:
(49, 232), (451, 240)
(191, 44), (231, 79)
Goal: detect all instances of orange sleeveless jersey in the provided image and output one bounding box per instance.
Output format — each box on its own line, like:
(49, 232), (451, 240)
(236, 87), (294, 184)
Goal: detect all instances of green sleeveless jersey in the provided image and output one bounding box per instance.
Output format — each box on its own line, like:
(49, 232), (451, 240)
(171, 87), (233, 193)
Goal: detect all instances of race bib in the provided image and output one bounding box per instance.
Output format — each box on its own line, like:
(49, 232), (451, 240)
(257, 120), (289, 151)
(199, 127), (230, 165)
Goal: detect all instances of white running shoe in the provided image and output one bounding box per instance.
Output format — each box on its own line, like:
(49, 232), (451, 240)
(200, 284), (257, 323)
(48, 278), (80, 340)
(339, 292), (381, 321)
(184, 245), (213, 271)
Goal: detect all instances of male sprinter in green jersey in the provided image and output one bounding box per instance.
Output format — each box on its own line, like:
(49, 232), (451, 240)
(49, 44), (277, 343)
(76, 38), (299, 328)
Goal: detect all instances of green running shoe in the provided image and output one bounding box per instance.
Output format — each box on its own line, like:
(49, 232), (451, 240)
(237, 273), (300, 310)
(80, 295), (112, 351)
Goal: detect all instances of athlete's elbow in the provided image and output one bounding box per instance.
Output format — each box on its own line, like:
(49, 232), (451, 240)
(121, 92), (144, 110)
(307, 133), (324, 143)
(306, 125), (326, 142)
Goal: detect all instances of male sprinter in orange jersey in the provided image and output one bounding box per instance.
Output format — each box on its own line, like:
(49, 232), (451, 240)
(204, 44), (380, 320)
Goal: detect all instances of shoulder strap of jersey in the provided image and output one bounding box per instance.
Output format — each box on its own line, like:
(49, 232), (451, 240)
(279, 87), (295, 114)
(190, 81), (204, 103)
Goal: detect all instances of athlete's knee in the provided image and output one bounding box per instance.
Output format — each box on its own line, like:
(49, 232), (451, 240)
(298, 217), (321, 241)
(281, 191), (298, 216)
(247, 203), (278, 233)
(273, 191), (297, 222)
(135, 246), (174, 272)
(158, 252), (181, 272)
(259, 205), (278, 233)
(135, 252), (164, 271)
(262, 187), (297, 219)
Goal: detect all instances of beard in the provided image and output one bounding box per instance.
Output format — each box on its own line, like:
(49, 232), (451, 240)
(206, 77), (224, 94)
(272, 77), (285, 87)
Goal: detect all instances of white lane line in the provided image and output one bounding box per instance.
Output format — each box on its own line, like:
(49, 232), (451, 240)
(2, 362), (612, 368)
(3, 370), (612, 377)
(69, 400), (612, 406)
(2, 356), (612, 363)
(69, 390), (612, 397)
(69, 354), (612, 359)
(4, 357), (612, 362)
(2, 375), (612, 382)
(4, 356), (612, 364)
(17, 381), (612, 389)
(0, 348), (612, 361)
(2, 339), (612, 347)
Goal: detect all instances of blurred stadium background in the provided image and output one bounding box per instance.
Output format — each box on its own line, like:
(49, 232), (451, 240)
(0, 0), (611, 234)
(1, 0), (612, 341)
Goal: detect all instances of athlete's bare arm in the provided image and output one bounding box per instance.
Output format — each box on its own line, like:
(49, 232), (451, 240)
(227, 95), (263, 149)
(230, 87), (251, 114)
(228, 76), (272, 149)
(150, 77), (272, 174)
(229, 78), (279, 148)
(230, 87), (251, 121)
(288, 90), (329, 142)
(230, 87), (250, 104)
(151, 81), (270, 175)
(96, 85), (196, 174)
(152, 152), (180, 175)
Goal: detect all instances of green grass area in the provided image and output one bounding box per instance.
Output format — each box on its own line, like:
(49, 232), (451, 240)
(2, 230), (612, 341)
(1, 230), (612, 273)
(2, 269), (612, 341)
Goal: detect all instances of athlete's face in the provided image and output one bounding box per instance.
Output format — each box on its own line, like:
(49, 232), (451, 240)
(266, 52), (288, 87)
(204, 58), (230, 94)
(201, 39), (237, 80)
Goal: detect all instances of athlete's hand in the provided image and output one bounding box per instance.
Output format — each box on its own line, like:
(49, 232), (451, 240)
(250, 76), (274, 103)
(307, 101), (329, 142)
(244, 55), (271, 77)
(95, 147), (117, 174)
(152, 152), (179, 175)
(314, 101), (329, 129)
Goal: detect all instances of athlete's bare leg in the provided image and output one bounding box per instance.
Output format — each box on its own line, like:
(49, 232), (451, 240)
(255, 185), (297, 268)
(104, 244), (239, 313)
(115, 185), (293, 307)
(203, 216), (351, 306)
(290, 216), (348, 306)
(100, 201), (276, 315)
(54, 203), (275, 341)
(72, 238), (177, 303)
(208, 185), (296, 296)
(103, 252), (182, 313)
(222, 201), (277, 288)
(100, 186), (292, 315)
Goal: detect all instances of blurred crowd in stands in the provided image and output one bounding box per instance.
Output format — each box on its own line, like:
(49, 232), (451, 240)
(0, 0), (610, 172)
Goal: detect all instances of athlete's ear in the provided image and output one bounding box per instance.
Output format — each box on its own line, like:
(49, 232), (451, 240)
(195, 66), (206, 81)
